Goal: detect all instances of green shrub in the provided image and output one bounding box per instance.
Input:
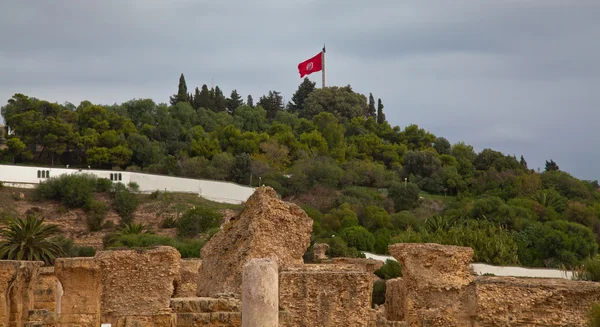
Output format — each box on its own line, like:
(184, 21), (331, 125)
(35, 173), (97, 208)
(127, 182), (140, 192)
(372, 279), (386, 307)
(339, 226), (375, 252)
(161, 216), (178, 228)
(374, 259), (402, 279)
(111, 184), (138, 224)
(320, 236), (365, 258)
(588, 303), (600, 327)
(177, 207), (222, 237)
(388, 182), (420, 211)
(95, 178), (113, 192)
(85, 200), (108, 232)
(583, 256), (600, 282)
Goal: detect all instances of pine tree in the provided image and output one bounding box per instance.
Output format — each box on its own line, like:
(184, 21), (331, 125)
(258, 91), (283, 119)
(377, 98), (386, 124)
(213, 86), (227, 112)
(288, 77), (316, 113)
(247, 95), (254, 108)
(192, 87), (202, 110)
(169, 73), (189, 106)
(367, 93), (376, 118)
(545, 160), (559, 172)
(227, 90), (244, 113)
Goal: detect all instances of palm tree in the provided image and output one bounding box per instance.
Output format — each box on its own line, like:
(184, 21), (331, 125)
(0, 215), (64, 264)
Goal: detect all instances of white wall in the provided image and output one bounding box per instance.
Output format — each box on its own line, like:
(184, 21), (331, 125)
(363, 252), (573, 280)
(0, 164), (255, 204)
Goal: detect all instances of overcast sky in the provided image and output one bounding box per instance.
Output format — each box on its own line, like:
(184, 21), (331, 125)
(1, 1), (599, 180)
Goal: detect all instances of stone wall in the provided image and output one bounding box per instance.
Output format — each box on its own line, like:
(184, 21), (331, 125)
(55, 257), (102, 327)
(174, 259), (201, 298)
(385, 278), (405, 322)
(0, 261), (42, 327)
(472, 276), (600, 326)
(389, 243), (475, 327)
(96, 246), (180, 325)
(385, 242), (600, 327)
(197, 187), (312, 297)
(33, 267), (61, 312)
(279, 264), (372, 327)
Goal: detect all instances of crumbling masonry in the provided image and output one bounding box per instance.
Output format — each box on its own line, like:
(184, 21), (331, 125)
(0, 187), (599, 326)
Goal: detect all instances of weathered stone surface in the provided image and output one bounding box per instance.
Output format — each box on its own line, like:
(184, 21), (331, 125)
(170, 298), (240, 314)
(242, 258), (278, 327)
(175, 312), (240, 327)
(385, 278), (405, 322)
(389, 243), (475, 327)
(174, 259), (201, 298)
(55, 257), (101, 327)
(331, 257), (384, 281)
(33, 267), (60, 312)
(113, 314), (176, 327)
(96, 246), (180, 322)
(313, 243), (329, 261)
(0, 261), (42, 327)
(196, 186), (312, 297)
(279, 264), (371, 327)
(473, 276), (600, 326)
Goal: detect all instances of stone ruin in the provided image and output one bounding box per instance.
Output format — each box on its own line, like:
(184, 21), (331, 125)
(0, 186), (599, 326)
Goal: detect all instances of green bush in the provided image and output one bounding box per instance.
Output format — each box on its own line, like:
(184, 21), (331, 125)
(35, 173), (97, 208)
(583, 256), (600, 282)
(320, 236), (365, 258)
(374, 259), (402, 279)
(85, 200), (108, 232)
(177, 207), (222, 237)
(95, 178), (113, 192)
(388, 182), (420, 211)
(161, 216), (178, 228)
(111, 184), (138, 224)
(372, 279), (386, 307)
(339, 226), (375, 252)
(588, 303), (600, 327)
(127, 182), (140, 192)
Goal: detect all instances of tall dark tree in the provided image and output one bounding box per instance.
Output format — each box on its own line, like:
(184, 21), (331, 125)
(258, 91), (284, 119)
(192, 87), (202, 110)
(288, 77), (316, 113)
(545, 159), (559, 172)
(520, 155), (528, 169)
(247, 95), (254, 108)
(227, 90), (244, 113)
(197, 85), (212, 110)
(377, 98), (386, 124)
(213, 86), (227, 112)
(169, 73), (189, 106)
(367, 93), (376, 118)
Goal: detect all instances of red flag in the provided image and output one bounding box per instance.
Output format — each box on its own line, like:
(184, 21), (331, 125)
(298, 51), (323, 78)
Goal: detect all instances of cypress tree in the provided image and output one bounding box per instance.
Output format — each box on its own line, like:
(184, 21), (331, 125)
(169, 73), (189, 106)
(198, 84), (212, 110)
(192, 87), (202, 110)
(377, 98), (386, 124)
(213, 86), (227, 112)
(367, 93), (376, 118)
(247, 95), (254, 108)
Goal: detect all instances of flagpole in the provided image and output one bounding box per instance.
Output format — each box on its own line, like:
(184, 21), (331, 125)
(322, 44), (326, 88)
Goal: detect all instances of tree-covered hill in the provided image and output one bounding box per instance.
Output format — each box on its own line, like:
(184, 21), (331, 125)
(1, 74), (600, 269)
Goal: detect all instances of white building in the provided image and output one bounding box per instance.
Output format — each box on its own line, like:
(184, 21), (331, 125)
(0, 164), (255, 204)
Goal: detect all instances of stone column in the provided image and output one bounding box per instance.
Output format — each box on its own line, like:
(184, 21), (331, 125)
(242, 258), (278, 327)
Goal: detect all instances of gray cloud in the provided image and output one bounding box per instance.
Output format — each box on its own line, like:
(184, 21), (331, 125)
(1, 0), (599, 180)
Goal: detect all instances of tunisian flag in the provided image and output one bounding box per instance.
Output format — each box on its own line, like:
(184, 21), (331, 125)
(298, 51), (323, 78)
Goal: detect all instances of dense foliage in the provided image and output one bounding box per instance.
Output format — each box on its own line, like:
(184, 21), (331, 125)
(2, 75), (600, 269)
(0, 214), (65, 264)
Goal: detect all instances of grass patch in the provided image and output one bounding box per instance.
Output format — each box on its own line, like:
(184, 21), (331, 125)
(419, 191), (456, 203)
